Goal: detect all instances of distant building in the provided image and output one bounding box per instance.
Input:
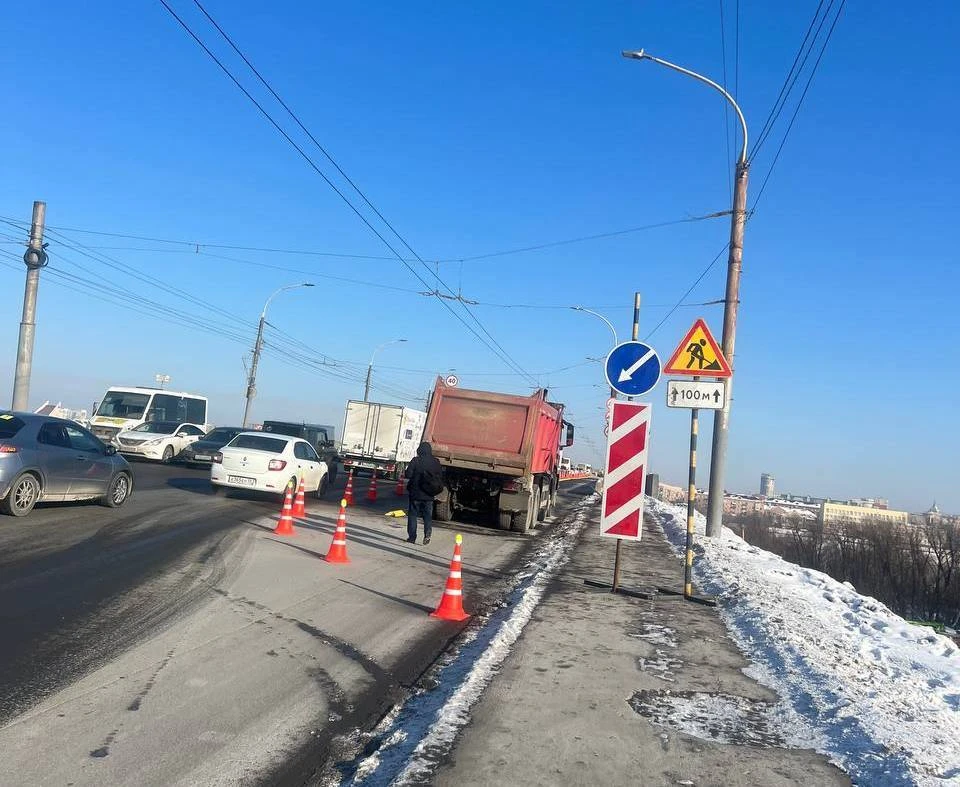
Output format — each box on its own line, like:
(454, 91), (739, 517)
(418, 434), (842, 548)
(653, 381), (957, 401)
(848, 497), (889, 510)
(760, 473), (775, 498)
(820, 502), (908, 527)
(722, 493), (818, 519)
(657, 483), (686, 504)
(724, 494), (764, 516)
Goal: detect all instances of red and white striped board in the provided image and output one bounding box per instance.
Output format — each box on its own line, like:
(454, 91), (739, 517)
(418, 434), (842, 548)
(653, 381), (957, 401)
(600, 401), (651, 541)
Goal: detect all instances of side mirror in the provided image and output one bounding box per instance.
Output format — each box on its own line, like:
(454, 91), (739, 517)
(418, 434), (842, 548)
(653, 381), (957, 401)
(104, 444), (118, 456)
(564, 423), (575, 448)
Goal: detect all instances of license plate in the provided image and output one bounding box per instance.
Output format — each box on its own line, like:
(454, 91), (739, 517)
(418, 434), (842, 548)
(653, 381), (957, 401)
(194, 454), (211, 461)
(227, 475), (255, 486)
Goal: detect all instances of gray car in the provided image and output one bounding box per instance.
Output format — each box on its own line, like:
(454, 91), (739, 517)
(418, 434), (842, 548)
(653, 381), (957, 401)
(0, 412), (134, 517)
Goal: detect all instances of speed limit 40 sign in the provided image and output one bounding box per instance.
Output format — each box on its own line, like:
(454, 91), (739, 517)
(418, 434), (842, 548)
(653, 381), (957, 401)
(666, 379), (726, 410)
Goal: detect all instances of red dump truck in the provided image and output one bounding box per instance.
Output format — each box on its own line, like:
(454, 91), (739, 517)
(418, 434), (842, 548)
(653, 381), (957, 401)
(423, 378), (575, 533)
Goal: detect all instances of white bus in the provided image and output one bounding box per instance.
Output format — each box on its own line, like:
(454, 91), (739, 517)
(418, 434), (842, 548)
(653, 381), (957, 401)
(89, 386), (209, 444)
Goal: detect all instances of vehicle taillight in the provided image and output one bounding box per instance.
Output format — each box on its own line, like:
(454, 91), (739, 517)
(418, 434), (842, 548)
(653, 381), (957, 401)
(268, 459), (287, 471)
(502, 479), (521, 492)
(212, 452), (223, 464)
(0, 444), (17, 454)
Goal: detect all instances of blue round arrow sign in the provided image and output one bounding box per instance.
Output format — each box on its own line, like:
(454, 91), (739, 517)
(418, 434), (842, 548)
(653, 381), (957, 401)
(605, 341), (662, 397)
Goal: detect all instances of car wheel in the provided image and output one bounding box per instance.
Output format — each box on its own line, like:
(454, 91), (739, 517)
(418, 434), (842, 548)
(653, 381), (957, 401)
(161, 445), (174, 464)
(1, 473), (41, 517)
(314, 474), (329, 499)
(101, 473), (132, 508)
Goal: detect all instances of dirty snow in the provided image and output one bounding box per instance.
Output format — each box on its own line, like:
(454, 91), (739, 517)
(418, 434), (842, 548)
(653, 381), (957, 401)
(338, 494), (598, 786)
(649, 498), (960, 786)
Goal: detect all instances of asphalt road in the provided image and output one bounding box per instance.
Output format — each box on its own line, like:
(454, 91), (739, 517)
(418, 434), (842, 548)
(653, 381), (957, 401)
(0, 461), (595, 786)
(0, 460), (277, 723)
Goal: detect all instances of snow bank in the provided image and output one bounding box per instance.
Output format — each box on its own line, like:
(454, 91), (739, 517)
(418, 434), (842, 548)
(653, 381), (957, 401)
(649, 498), (960, 786)
(340, 494), (599, 786)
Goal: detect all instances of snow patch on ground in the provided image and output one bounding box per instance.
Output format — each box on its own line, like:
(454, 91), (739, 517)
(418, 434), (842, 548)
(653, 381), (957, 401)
(336, 494), (599, 786)
(648, 498), (960, 786)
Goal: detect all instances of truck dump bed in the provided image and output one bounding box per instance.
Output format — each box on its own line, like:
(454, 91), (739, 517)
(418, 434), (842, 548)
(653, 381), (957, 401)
(423, 380), (563, 477)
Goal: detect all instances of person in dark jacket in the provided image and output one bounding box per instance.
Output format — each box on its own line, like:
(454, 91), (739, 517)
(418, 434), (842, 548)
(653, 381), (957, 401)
(404, 442), (443, 544)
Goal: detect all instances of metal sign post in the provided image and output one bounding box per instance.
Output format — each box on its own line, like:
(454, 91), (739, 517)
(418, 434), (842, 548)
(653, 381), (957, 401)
(683, 379), (699, 599)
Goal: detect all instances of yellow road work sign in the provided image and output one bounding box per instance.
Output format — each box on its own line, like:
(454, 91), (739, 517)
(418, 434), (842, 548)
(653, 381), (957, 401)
(664, 318), (732, 378)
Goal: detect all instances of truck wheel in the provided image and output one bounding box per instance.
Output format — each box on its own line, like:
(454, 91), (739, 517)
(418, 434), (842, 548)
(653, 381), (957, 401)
(537, 484), (549, 522)
(435, 497), (452, 521)
(513, 487), (537, 533)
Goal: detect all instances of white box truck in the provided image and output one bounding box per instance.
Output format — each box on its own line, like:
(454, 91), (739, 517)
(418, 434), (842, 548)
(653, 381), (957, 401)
(340, 401), (427, 479)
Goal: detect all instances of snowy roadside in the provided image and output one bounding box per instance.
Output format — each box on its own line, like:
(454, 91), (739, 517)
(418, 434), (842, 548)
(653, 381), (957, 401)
(330, 492), (600, 786)
(649, 498), (960, 786)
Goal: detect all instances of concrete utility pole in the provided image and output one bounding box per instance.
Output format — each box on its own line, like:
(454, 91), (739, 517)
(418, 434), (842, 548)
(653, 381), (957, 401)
(12, 201), (48, 411)
(242, 283), (313, 428)
(363, 338), (407, 402)
(622, 49), (749, 538)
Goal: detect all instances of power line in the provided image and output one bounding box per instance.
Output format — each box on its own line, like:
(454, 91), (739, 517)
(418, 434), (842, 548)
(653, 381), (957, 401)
(750, 0), (830, 160)
(644, 244), (730, 340)
(155, 0), (538, 385)
(0, 210), (727, 265)
(751, 0), (845, 210)
(1, 241), (423, 403)
(198, 251), (423, 295)
(449, 212), (728, 262)
(186, 0), (543, 382)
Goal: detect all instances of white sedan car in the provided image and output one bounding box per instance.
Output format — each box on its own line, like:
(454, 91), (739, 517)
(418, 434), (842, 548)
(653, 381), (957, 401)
(116, 421), (206, 463)
(210, 432), (329, 498)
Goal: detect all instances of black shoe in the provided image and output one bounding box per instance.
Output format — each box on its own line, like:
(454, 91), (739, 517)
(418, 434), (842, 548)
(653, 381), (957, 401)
(423, 536), (431, 545)
(406, 537), (416, 544)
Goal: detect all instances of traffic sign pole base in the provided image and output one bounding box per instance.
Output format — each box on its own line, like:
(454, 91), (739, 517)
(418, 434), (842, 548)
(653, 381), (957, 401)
(582, 579), (715, 605)
(582, 579), (677, 601)
(683, 593), (718, 607)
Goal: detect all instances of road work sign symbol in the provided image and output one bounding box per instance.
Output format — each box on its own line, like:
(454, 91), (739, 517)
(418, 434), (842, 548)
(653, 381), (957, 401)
(605, 341), (661, 397)
(600, 401), (650, 541)
(663, 318), (731, 378)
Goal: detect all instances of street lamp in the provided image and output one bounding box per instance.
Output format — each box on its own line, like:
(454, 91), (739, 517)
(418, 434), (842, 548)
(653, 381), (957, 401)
(622, 49), (749, 538)
(571, 305), (619, 398)
(242, 282), (314, 427)
(364, 338), (407, 402)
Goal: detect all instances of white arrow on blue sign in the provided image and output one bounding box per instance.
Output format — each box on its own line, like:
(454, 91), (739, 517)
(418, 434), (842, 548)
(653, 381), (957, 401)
(604, 341), (662, 397)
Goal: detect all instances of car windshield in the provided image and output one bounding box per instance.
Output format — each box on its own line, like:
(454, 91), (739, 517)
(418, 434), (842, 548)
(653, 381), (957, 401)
(228, 434), (287, 453)
(132, 421), (178, 434)
(97, 391), (150, 418)
(204, 428), (241, 442)
(0, 414), (25, 439)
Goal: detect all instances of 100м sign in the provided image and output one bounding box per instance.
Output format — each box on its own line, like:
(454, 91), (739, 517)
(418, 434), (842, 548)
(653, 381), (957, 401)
(666, 380), (726, 410)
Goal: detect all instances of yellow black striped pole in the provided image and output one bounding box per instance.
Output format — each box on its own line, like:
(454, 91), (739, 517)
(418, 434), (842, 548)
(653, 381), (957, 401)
(683, 385), (699, 598)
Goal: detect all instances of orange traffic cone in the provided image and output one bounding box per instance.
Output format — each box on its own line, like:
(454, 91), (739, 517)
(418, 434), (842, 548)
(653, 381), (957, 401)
(324, 499), (351, 564)
(274, 482), (296, 536)
(431, 534), (470, 621)
(366, 470), (378, 502)
(293, 475), (306, 517)
(344, 469), (355, 505)
(394, 474), (405, 496)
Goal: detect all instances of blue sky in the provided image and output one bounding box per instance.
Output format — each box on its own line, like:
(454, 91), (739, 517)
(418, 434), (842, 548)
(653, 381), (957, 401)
(1, 2), (957, 513)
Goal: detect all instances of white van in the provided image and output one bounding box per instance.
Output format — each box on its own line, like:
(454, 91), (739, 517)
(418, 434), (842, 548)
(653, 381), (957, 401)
(90, 386), (209, 445)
